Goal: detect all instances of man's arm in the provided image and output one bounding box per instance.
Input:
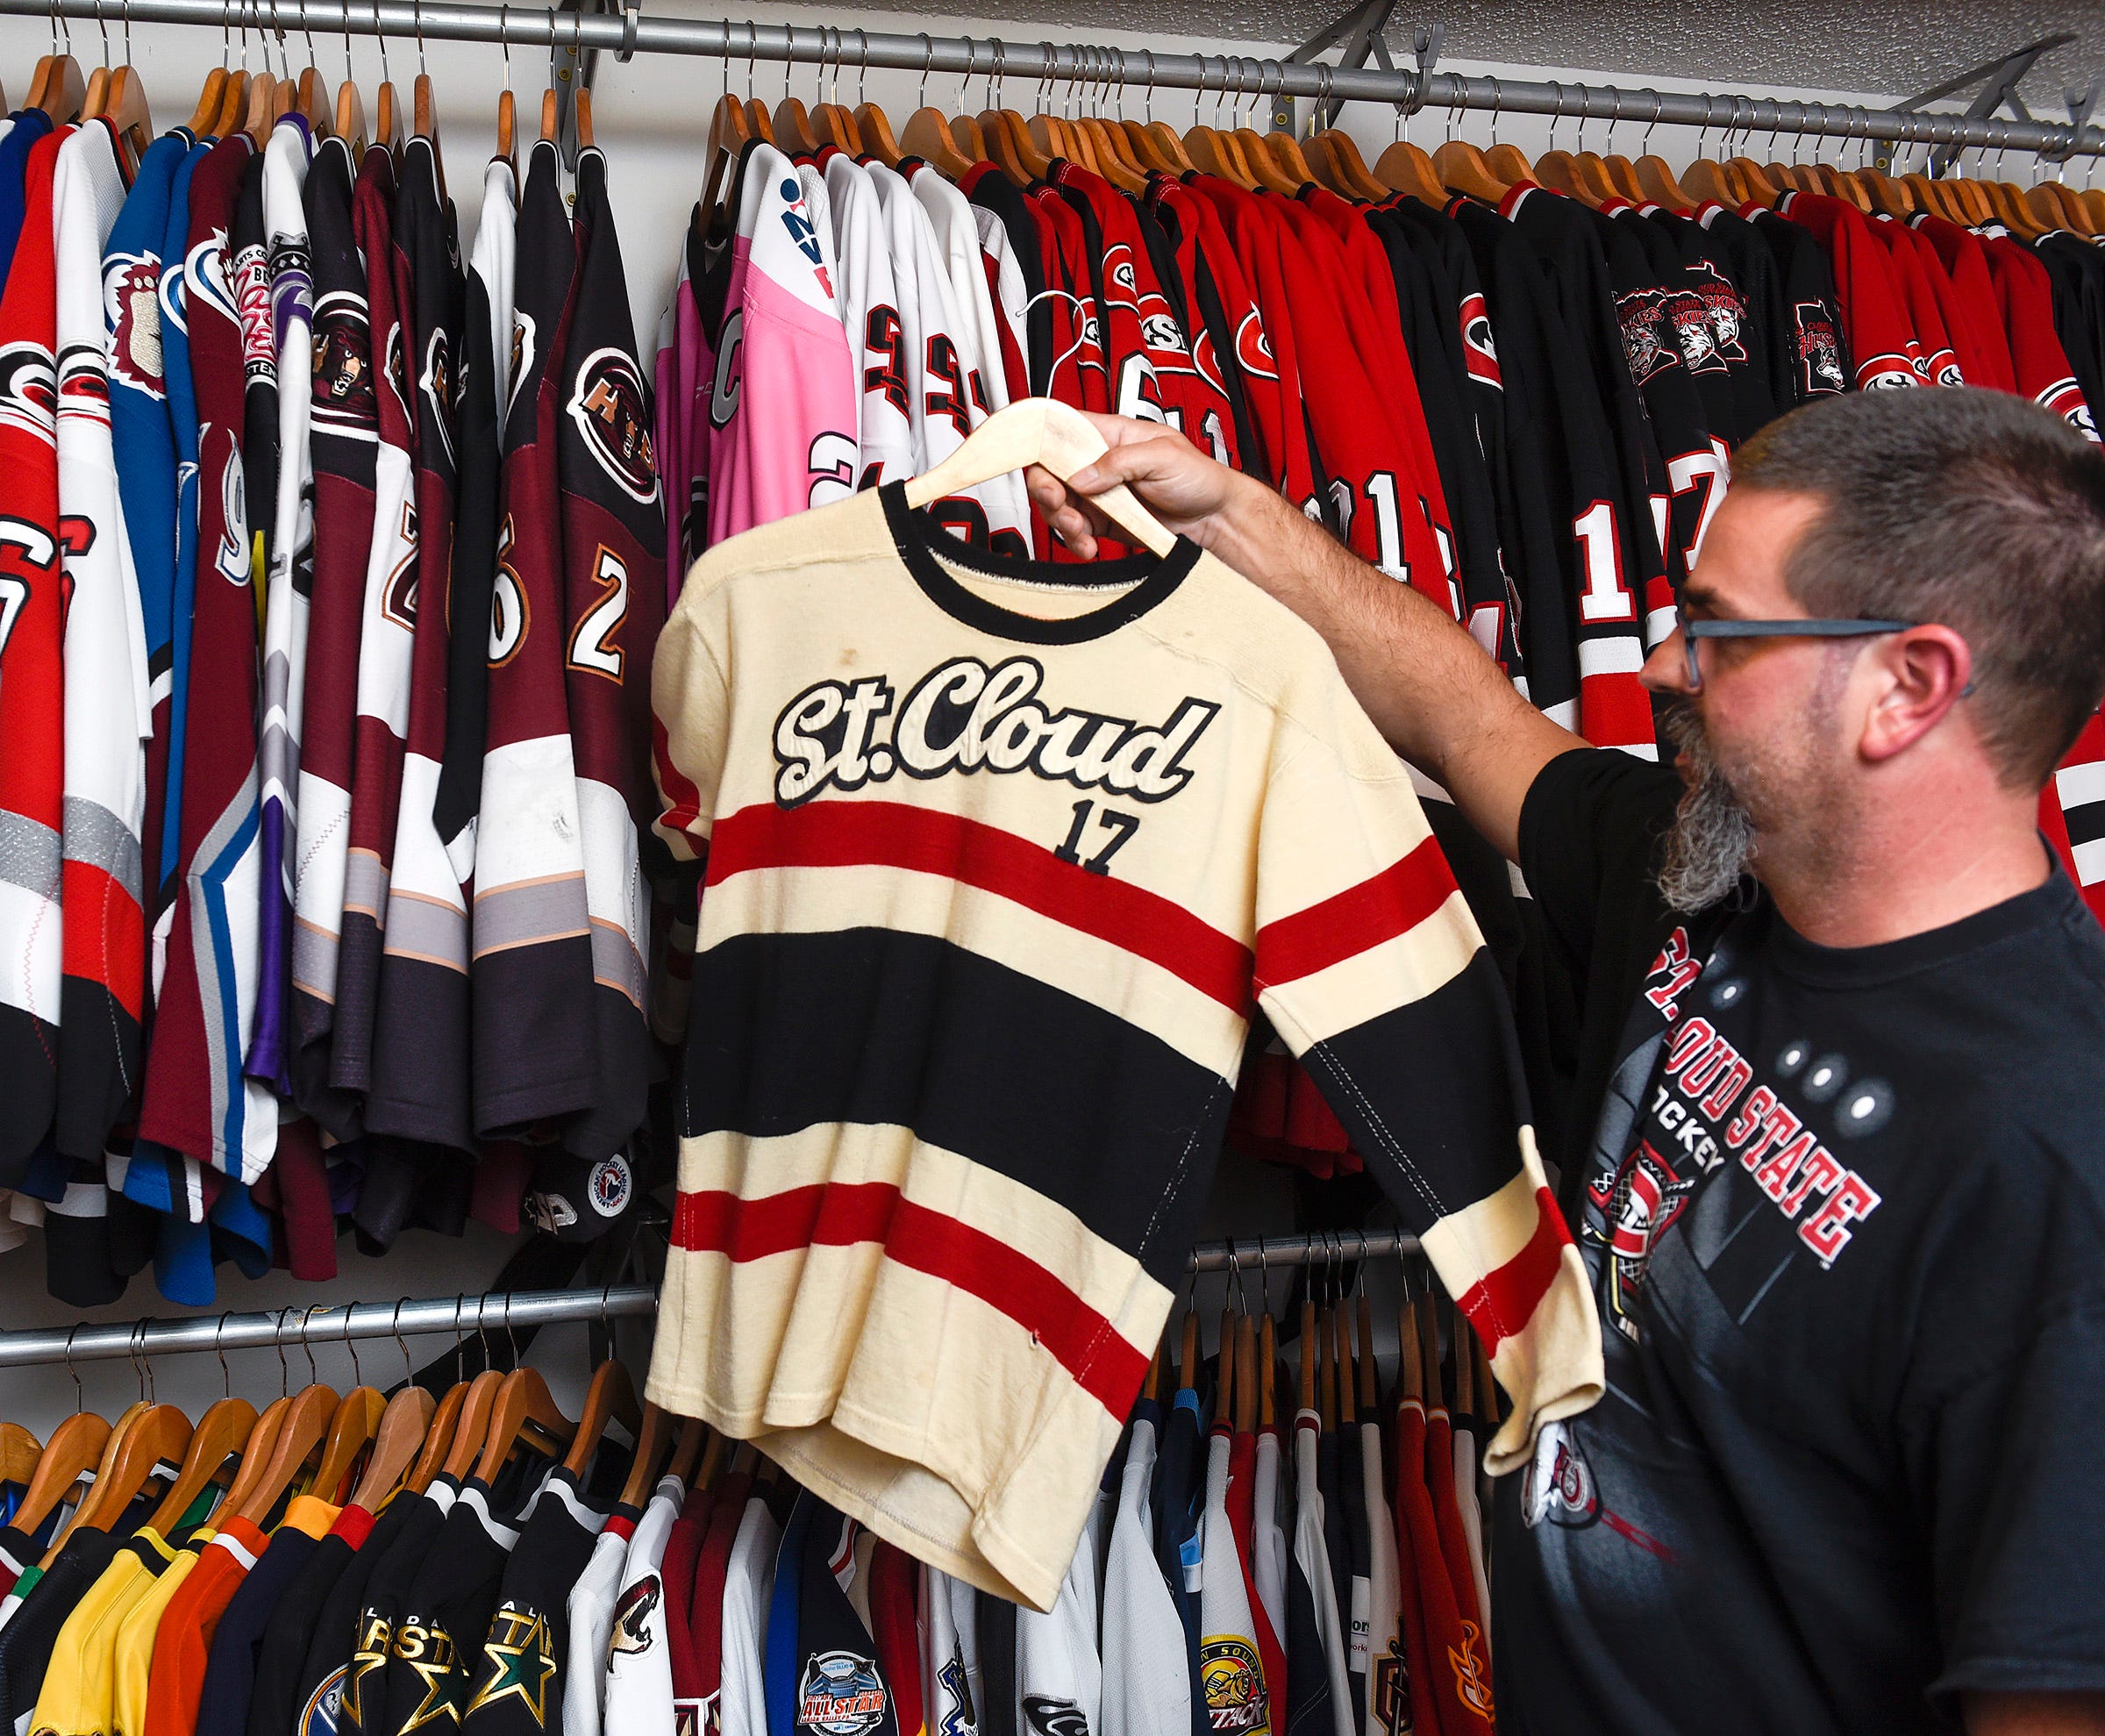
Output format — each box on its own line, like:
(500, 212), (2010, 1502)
(1027, 413), (1581, 861)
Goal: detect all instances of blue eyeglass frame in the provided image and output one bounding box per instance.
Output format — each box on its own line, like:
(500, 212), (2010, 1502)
(1673, 596), (1929, 691)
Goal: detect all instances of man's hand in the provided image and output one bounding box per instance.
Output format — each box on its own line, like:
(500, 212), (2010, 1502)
(1025, 412), (1581, 862)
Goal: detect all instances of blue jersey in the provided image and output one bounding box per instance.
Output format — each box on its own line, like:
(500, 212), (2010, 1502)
(0, 109), (54, 289)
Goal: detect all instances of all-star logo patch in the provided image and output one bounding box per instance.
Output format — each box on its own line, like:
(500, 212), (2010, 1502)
(566, 346), (660, 504)
(797, 1651), (888, 1736)
(103, 254), (167, 398)
(589, 1154), (631, 1217)
(0, 341), (57, 443)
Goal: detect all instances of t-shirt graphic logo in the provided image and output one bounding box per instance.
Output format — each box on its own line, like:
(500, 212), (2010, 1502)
(610, 1574), (661, 1655)
(1021, 1695), (1089, 1736)
(1589, 1139), (1696, 1342)
(1520, 1418), (1598, 1529)
(1198, 1636), (1269, 1735)
(797, 1650), (889, 1736)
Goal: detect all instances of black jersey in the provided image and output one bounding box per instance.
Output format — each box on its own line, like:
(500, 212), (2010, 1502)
(0, 1521), (127, 1732)
(1642, 204), (1777, 439)
(197, 1518), (325, 1736)
(1339, 1424), (1372, 1736)
(232, 149), (278, 589)
(294, 1490), (417, 1736)
(2033, 232), (2105, 423)
(376, 1477), (533, 1736)
(339, 1482), (460, 1736)
(252, 1504), (378, 1736)
(460, 1469), (606, 1736)
(1692, 204), (1796, 428)
(1750, 209), (1853, 403)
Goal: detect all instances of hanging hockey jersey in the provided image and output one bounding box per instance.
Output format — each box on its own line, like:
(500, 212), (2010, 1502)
(432, 153), (517, 884)
(706, 141), (858, 543)
(329, 144), (417, 1103)
(475, 136), (598, 1139)
(0, 126), (69, 1164)
(824, 153), (915, 492)
(1014, 1527), (1102, 1736)
(252, 111), (315, 1095)
(367, 134), (474, 1154)
(1980, 228), (2101, 439)
(136, 129), (278, 1180)
(1863, 213), (1961, 386)
(1288, 1417), (1352, 1736)
(1101, 1405), (1188, 1736)
(53, 120), (149, 1159)
(551, 139), (665, 1174)
(1774, 190), (1922, 390)
(293, 135), (382, 1135)
(646, 485), (1600, 1611)
(232, 151), (279, 592)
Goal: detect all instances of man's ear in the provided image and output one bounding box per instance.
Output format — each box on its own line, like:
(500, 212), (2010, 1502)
(1859, 625), (1973, 765)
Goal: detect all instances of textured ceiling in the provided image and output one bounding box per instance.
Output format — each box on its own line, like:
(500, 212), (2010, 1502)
(859, 0), (2105, 115)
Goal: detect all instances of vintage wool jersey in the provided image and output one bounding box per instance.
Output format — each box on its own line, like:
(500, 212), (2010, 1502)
(551, 142), (666, 1173)
(367, 134), (474, 1155)
(0, 126), (70, 1166)
(291, 134), (380, 1135)
(54, 120), (151, 1159)
(252, 111), (316, 1095)
(705, 141), (857, 544)
(474, 137), (598, 1141)
(137, 128), (278, 1182)
(646, 483), (1600, 1611)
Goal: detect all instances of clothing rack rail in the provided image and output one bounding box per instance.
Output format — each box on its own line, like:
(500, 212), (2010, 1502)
(0, 1231), (1417, 1368)
(1, 0), (2097, 161)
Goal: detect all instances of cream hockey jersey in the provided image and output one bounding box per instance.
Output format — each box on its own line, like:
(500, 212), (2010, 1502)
(646, 481), (1602, 1612)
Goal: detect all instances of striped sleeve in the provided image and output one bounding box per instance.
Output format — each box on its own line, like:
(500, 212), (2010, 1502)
(1250, 712), (1602, 1473)
(650, 597), (731, 862)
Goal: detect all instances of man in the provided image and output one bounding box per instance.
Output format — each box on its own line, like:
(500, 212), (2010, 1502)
(1028, 388), (2105, 1734)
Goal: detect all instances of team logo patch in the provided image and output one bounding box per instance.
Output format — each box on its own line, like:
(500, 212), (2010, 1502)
(0, 341), (57, 442)
(1459, 291), (1500, 386)
(1687, 260), (1749, 365)
(509, 309), (537, 417)
(421, 328), (456, 466)
(56, 341), (109, 422)
(566, 346), (660, 504)
(1199, 1637), (1268, 1735)
(1448, 1623), (1495, 1721)
(589, 1153), (632, 1217)
(312, 290), (375, 421)
(104, 254), (167, 398)
(797, 1651), (888, 1736)
(1021, 1697), (1088, 1736)
(1231, 310), (1275, 382)
(1521, 1418), (1597, 1528)
(383, 324), (412, 426)
(186, 233), (240, 330)
(1793, 303), (1844, 396)
(522, 1190), (576, 1232)
(610, 1575), (660, 1656)
(233, 239), (275, 378)
(297, 1664), (346, 1736)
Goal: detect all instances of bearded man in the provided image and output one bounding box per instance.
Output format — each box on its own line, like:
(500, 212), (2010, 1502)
(1030, 388), (2105, 1735)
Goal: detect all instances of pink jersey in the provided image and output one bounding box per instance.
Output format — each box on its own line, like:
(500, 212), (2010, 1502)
(704, 142), (858, 544)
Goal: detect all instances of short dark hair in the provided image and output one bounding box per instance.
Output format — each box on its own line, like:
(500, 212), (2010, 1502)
(1730, 388), (2105, 788)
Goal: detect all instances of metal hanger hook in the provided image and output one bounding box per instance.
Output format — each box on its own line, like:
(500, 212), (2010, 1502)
(95, 0), (110, 74)
(917, 32), (931, 111)
(411, 0), (424, 76)
(344, 1303), (363, 1387)
(1487, 75), (1501, 147)
(64, 1323), (83, 1414)
(503, 1289), (519, 1372)
(301, 1303), (323, 1385)
(216, 1314), (232, 1401)
(275, 1309), (291, 1397)
(394, 1298), (413, 1387)
(1256, 1240), (1270, 1318)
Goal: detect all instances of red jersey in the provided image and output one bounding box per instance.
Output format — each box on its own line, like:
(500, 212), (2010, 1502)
(1776, 191), (1923, 390)
(1980, 232), (2101, 439)
(1909, 215), (2017, 391)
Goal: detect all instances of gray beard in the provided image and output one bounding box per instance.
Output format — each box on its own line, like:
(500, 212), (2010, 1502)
(1655, 699), (1758, 913)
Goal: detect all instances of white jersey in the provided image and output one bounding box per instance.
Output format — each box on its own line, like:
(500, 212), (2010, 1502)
(1292, 1416), (1354, 1736)
(476, 156), (518, 415)
(1252, 1430), (1288, 1658)
(970, 202), (1031, 399)
(1015, 1511), (1102, 1736)
(601, 1474), (682, 1736)
(861, 160), (1031, 554)
(565, 1511), (639, 1736)
(920, 1567), (981, 1736)
(54, 118), (150, 1160)
(1100, 1412), (1188, 1736)
(1452, 1421), (1491, 1640)
(1359, 1420), (1401, 1733)
(822, 154), (914, 490)
(1197, 1431), (1270, 1736)
(719, 1489), (781, 1736)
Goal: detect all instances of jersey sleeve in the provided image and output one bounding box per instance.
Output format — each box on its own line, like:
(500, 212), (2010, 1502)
(649, 584), (732, 863)
(1250, 693), (1602, 1472)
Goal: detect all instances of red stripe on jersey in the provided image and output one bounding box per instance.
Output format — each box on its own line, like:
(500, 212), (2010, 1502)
(60, 859), (147, 1021)
(1252, 833), (1457, 992)
(653, 713), (706, 841)
(706, 798), (1252, 1011)
(1453, 1185), (1572, 1354)
(672, 1182), (1148, 1416)
(1579, 671), (1659, 754)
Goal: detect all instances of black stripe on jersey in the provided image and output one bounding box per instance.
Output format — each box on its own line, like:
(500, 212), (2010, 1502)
(2063, 794), (2105, 852)
(685, 926), (1232, 1282)
(1298, 947), (1530, 1226)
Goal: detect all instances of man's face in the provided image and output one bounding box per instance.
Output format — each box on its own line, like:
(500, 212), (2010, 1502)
(1640, 489), (1852, 910)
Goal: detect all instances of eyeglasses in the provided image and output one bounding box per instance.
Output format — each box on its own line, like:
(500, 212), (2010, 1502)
(1672, 595), (1920, 691)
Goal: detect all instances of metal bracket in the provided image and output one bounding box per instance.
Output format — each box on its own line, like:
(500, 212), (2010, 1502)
(550, 0), (609, 175)
(1894, 31), (2076, 175)
(2053, 76), (2102, 163)
(1269, 0), (1413, 133)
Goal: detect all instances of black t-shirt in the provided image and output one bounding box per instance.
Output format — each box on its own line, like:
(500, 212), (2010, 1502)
(1495, 747), (2105, 1733)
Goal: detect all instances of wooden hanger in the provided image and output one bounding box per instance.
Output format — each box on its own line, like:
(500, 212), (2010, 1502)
(11, 1411), (114, 1543)
(411, 68), (439, 147)
(86, 63), (153, 167)
(1397, 1285), (1424, 1404)
(294, 66), (330, 132)
(237, 1383), (336, 1524)
(348, 1385), (436, 1511)
(1331, 1275), (1357, 1429)
(186, 62), (230, 135)
(1142, 1345), (1161, 1407)
(1178, 1305), (1200, 1395)
(617, 1401), (675, 1509)
(213, 1397), (287, 1518)
(813, 98), (860, 154)
(1139, 117), (1196, 175)
(1231, 1313), (1257, 1436)
(473, 1368), (575, 1485)
(573, 87), (593, 149)
(1729, 156), (1782, 206)
(1852, 167), (1915, 216)
(560, 1360), (641, 1480)
(406, 1381), (468, 1496)
(374, 75), (403, 154)
(1634, 151), (1693, 211)
(1681, 156), (1741, 208)
(1452, 1304), (1474, 1424)
(701, 92), (754, 218)
(1355, 1287), (1379, 1418)
(1433, 137), (1509, 201)
(437, 1368), (504, 1483)
(667, 1416), (709, 1487)
(1184, 121), (1255, 189)
(902, 106), (974, 178)
(1120, 117), (1178, 176)
(774, 93), (820, 155)
(242, 68), (278, 146)
(210, 67), (249, 138)
(312, 1388), (387, 1504)
(1317, 129), (1389, 199)
(1987, 179), (2050, 237)
(1484, 140), (1535, 187)
(855, 98), (901, 167)
(948, 111), (985, 161)
(0, 1425), (39, 1487)
(146, 1398), (256, 1535)
(45, 1404), (191, 1564)
(1260, 128), (1322, 189)
(1296, 1282), (1317, 1418)
(975, 108), (1042, 182)
(1415, 1287), (1446, 1416)
(27, 42), (87, 122)
(334, 72), (367, 154)
(905, 397), (1177, 554)
(1214, 1289), (1236, 1427)
(1473, 1332), (1499, 1429)
(1376, 137), (1450, 207)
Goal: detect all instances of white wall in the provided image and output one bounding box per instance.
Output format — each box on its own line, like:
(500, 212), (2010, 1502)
(0, 0), (1909, 1435)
